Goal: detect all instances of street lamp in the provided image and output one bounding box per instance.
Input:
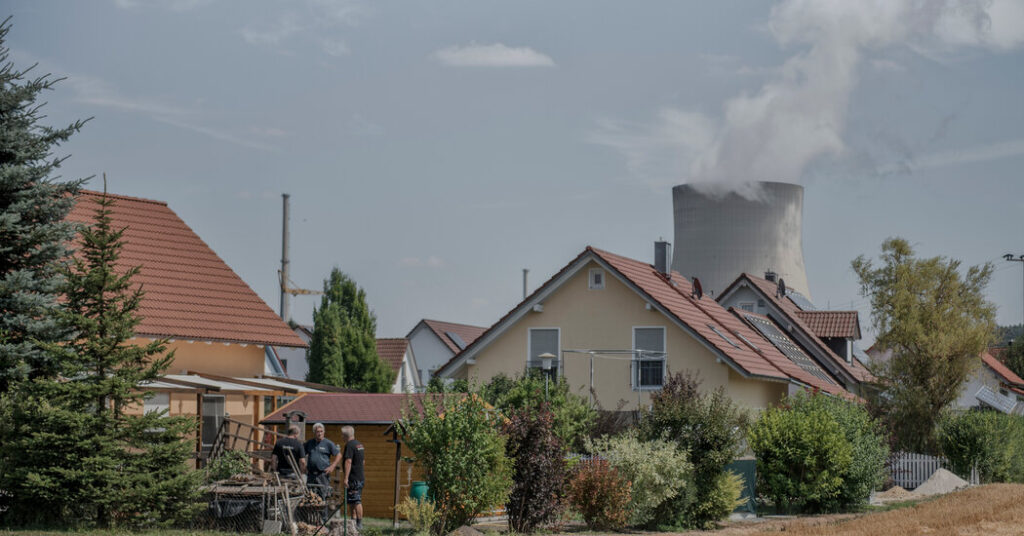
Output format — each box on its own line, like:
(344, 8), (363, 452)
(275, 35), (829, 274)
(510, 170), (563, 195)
(1005, 253), (1024, 326)
(539, 352), (556, 400)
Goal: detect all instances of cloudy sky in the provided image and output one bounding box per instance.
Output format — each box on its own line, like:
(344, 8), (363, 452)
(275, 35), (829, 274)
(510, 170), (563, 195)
(7, 1), (1024, 342)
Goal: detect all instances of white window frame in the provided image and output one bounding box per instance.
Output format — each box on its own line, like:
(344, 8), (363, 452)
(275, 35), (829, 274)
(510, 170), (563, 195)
(588, 268), (605, 290)
(632, 326), (666, 391)
(527, 327), (561, 375)
(739, 302), (755, 312)
(144, 392), (170, 415)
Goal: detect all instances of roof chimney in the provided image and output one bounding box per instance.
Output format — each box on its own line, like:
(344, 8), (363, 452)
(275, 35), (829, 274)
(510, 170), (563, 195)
(655, 240), (672, 276)
(764, 270), (777, 283)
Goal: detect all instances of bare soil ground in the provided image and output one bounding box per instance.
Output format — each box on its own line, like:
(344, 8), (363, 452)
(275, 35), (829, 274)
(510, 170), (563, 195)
(663, 483), (1024, 536)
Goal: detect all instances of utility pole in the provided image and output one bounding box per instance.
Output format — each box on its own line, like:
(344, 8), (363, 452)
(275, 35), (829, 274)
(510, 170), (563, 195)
(1006, 253), (1024, 327)
(279, 194), (322, 323)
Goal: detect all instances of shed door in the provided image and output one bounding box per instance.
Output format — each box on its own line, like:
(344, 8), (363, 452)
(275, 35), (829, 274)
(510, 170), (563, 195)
(201, 394), (226, 457)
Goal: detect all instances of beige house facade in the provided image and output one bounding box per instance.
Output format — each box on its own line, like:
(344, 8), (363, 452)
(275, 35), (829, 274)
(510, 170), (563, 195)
(437, 246), (849, 411)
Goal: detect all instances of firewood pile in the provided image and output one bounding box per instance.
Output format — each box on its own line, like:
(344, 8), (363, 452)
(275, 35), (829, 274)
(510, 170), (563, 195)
(299, 489), (326, 506)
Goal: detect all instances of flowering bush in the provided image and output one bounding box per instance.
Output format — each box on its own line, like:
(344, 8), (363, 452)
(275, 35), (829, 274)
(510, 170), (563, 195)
(566, 459), (631, 531)
(395, 496), (438, 536)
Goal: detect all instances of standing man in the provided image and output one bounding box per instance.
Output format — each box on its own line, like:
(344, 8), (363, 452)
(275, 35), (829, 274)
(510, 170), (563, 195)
(270, 425), (306, 479)
(341, 425), (365, 530)
(304, 423), (342, 505)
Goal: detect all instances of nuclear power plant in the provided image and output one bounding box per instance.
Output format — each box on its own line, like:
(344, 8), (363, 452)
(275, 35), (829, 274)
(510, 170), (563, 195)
(670, 181), (811, 299)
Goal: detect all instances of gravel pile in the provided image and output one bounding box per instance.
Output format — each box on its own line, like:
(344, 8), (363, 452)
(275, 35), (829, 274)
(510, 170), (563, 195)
(875, 485), (913, 500)
(912, 468), (969, 497)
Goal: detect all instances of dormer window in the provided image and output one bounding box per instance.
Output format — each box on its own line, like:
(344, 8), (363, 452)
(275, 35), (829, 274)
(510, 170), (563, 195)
(589, 268), (605, 290)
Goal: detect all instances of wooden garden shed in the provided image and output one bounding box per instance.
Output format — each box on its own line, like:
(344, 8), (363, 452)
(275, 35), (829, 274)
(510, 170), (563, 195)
(260, 393), (426, 520)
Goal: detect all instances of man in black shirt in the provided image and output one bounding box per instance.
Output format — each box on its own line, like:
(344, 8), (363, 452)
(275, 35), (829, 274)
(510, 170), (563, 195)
(270, 425), (306, 479)
(341, 425), (365, 529)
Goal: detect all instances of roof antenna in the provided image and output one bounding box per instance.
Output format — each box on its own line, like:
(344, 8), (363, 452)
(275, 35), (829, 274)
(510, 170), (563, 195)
(691, 277), (703, 300)
(776, 278), (786, 299)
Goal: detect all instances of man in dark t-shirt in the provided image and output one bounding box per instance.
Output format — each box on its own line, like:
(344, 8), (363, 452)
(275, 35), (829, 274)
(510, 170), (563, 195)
(270, 425), (306, 478)
(341, 425), (365, 529)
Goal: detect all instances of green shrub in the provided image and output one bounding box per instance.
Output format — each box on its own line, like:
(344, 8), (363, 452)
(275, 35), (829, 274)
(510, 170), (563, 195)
(396, 496), (438, 536)
(401, 394), (511, 535)
(637, 371), (749, 528)
(481, 371), (596, 452)
(566, 459), (631, 531)
(588, 432), (693, 528)
(503, 405), (568, 533)
(748, 397), (853, 513)
(205, 449), (251, 482)
(689, 471), (745, 524)
(938, 410), (1024, 483)
(790, 394), (888, 508)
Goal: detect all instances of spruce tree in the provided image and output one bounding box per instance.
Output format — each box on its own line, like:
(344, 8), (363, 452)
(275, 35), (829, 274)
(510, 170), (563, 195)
(0, 18), (88, 391)
(306, 268), (395, 391)
(0, 190), (201, 528)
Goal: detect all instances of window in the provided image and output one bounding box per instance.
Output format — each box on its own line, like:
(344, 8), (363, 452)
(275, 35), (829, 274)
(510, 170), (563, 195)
(528, 328), (560, 377)
(739, 302), (755, 312)
(144, 392), (169, 415)
(589, 268), (605, 290)
(633, 327), (666, 389)
(280, 358), (288, 373)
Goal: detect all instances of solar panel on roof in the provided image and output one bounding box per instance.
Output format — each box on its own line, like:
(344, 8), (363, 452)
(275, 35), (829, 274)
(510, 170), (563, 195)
(786, 291), (817, 311)
(744, 314), (835, 385)
(445, 331), (467, 350)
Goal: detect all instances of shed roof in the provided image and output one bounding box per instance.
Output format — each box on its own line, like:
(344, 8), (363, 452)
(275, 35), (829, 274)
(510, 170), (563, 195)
(66, 191), (305, 348)
(261, 393), (433, 424)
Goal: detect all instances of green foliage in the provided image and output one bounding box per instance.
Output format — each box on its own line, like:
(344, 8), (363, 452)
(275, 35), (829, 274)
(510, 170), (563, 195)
(853, 237), (996, 453)
(636, 371), (749, 528)
(815, 395), (889, 507)
(588, 432), (692, 528)
(400, 394), (511, 535)
(690, 471), (745, 524)
(748, 395), (854, 513)
(0, 192), (202, 529)
(996, 324), (1024, 346)
(425, 376), (469, 394)
(0, 18), (87, 392)
(307, 268), (395, 392)
(503, 405), (568, 533)
(565, 460), (631, 531)
(481, 371), (596, 453)
(205, 450), (251, 482)
(395, 497), (438, 536)
(1003, 338), (1024, 381)
(938, 410), (1024, 484)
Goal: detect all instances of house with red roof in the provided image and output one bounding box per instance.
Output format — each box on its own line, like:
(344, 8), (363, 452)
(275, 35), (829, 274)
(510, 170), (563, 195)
(407, 318), (487, 385)
(66, 190), (310, 456)
(376, 337), (420, 392)
(718, 272), (873, 396)
(434, 245), (855, 411)
(952, 350), (1024, 414)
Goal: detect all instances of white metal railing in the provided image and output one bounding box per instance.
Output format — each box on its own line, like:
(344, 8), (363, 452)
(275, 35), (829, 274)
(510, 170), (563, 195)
(889, 451), (979, 490)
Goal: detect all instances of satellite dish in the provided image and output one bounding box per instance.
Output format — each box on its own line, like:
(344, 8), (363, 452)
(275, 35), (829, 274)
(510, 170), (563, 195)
(691, 277), (703, 300)
(777, 278), (786, 298)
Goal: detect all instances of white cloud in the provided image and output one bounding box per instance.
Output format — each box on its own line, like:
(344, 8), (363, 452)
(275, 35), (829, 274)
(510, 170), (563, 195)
(431, 43), (555, 68)
(592, 0), (1024, 197)
(238, 0), (366, 57)
(399, 256), (445, 268)
(879, 137), (1024, 174)
(240, 15), (303, 47)
(114, 0), (212, 11)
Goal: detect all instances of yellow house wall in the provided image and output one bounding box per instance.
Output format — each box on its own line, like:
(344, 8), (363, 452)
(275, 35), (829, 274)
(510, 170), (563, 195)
(466, 260), (781, 410)
(138, 338), (268, 377)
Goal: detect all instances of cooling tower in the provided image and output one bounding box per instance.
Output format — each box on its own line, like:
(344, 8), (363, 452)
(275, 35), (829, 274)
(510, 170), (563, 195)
(671, 181), (811, 299)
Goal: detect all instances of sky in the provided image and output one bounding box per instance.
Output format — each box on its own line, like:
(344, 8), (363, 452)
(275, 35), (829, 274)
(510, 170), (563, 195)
(6, 0), (1024, 343)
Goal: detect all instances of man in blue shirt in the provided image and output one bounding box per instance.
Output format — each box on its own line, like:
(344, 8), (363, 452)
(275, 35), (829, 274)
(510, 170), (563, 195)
(304, 422), (341, 509)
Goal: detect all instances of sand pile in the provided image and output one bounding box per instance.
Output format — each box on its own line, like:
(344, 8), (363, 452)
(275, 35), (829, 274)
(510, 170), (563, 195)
(912, 468), (969, 496)
(875, 485), (913, 501)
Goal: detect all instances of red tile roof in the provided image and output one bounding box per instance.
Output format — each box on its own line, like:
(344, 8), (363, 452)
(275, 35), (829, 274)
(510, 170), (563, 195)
(66, 191), (305, 348)
(261, 393), (432, 424)
(794, 311), (861, 339)
(982, 351), (1024, 387)
(419, 319), (487, 353)
(739, 274), (873, 383)
(376, 338), (409, 373)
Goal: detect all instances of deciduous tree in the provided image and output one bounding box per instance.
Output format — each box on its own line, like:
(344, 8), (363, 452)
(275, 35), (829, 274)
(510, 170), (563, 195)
(853, 237), (996, 453)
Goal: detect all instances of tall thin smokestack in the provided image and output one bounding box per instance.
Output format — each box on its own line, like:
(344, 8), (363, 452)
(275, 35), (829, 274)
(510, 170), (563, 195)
(280, 193), (290, 322)
(522, 268), (529, 299)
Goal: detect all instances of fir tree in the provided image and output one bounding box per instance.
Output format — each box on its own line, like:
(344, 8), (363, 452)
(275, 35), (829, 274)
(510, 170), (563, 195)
(0, 18), (88, 391)
(307, 268), (395, 392)
(0, 190), (201, 528)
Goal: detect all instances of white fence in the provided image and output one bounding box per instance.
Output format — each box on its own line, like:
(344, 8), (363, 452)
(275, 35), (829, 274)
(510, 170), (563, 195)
(889, 452), (979, 490)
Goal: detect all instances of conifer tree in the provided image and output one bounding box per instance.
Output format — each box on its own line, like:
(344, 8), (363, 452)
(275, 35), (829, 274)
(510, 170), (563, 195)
(307, 268), (395, 392)
(0, 18), (87, 391)
(0, 190), (201, 528)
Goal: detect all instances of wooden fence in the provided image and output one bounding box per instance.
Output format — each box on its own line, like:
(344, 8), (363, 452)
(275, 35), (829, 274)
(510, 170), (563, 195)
(889, 451), (979, 490)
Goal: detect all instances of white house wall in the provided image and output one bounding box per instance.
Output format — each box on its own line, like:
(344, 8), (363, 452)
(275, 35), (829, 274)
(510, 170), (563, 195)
(408, 325), (455, 385)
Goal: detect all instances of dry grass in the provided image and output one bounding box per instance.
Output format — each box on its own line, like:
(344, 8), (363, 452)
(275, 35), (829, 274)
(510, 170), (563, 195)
(665, 484), (1024, 536)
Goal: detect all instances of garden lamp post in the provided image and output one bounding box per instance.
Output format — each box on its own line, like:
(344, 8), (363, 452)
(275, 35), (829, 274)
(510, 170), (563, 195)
(1005, 253), (1024, 327)
(539, 352), (556, 400)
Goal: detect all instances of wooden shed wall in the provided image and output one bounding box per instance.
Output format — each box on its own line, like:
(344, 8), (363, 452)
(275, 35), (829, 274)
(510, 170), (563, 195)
(303, 423), (424, 519)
